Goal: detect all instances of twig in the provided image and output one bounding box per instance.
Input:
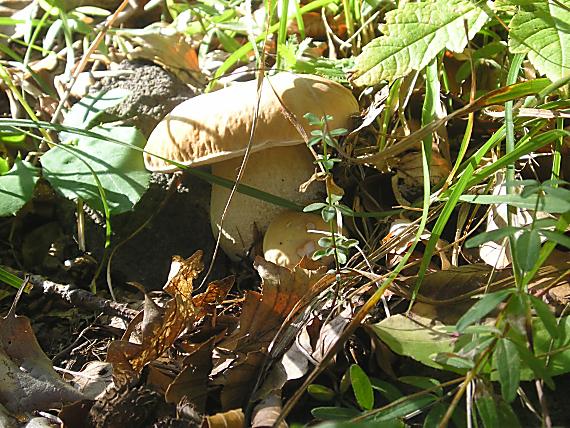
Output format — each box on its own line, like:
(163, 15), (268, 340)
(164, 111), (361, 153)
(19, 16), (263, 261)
(22, 273), (139, 320)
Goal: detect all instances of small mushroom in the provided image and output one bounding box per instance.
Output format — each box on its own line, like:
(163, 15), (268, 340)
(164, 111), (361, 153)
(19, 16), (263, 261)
(263, 210), (334, 268)
(144, 72), (358, 260)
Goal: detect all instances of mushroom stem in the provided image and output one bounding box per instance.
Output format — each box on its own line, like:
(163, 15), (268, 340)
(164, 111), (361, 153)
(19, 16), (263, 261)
(210, 145), (324, 260)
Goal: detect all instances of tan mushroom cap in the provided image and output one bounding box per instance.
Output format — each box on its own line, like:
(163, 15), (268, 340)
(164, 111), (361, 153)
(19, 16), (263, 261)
(144, 72), (359, 172)
(263, 210), (333, 268)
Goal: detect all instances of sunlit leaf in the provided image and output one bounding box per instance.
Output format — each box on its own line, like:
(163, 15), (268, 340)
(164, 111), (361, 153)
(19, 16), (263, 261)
(509, 0), (570, 83)
(60, 88), (130, 142)
(350, 0), (491, 86)
(42, 125), (150, 215)
(459, 193), (570, 213)
(350, 364), (374, 411)
(0, 159), (40, 217)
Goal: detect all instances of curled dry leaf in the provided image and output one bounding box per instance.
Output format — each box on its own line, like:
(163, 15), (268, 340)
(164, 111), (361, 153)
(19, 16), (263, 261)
(107, 251), (203, 381)
(0, 286), (84, 413)
(107, 251), (234, 384)
(214, 257), (334, 410)
(205, 409), (244, 428)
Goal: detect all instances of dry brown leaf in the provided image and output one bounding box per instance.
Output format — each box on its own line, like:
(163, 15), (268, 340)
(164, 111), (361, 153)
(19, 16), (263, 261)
(251, 393), (288, 428)
(107, 251), (204, 381)
(205, 409), (245, 428)
(218, 351), (266, 410)
(165, 336), (215, 411)
(0, 287), (84, 413)
(115, 26), (202, 85)
(220, 257), (328, 353)
(193, 276), (235, 318)
(214, 258), (333, 410)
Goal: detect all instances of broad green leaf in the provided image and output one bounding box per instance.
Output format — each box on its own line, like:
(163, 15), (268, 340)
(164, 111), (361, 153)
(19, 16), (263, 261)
(350, 0), (491, 86)
(456, 289), (514, 332)
(42, 125), (150, 215)
(350, 364), (374, 410)
(432, 353), (474, 369)
(372, 314), (460, 372)
(374, 314), (570, 380)
(494, 338), (520, 402)
(60, 88), (130, 141)
(311, 406), (361, 421)
(509, 0), (570, 83)
(515, 229), (540, 272)
(513, 336), (555, 389)
(458, 193), (570, 213)
(0, 159), (40, 216)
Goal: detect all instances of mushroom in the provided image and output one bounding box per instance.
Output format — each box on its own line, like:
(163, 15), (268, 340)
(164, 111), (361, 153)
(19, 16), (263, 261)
(263, 210), (335, 268)
(144, 72), (359, 260)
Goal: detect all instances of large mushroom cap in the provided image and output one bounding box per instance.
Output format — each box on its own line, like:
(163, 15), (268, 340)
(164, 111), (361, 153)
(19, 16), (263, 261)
(143, 72), (359, 172)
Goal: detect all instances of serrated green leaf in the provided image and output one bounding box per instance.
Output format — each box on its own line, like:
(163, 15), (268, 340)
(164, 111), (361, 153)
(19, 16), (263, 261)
(494, 338), (520, 402)
(0, 159), (40, 216)
(456, 289), (514, 332)
(350, 364), (374, 410)
(42, 125), (150, 215)
(509, 0), (570, 83)
(350, 0), (491, 86)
